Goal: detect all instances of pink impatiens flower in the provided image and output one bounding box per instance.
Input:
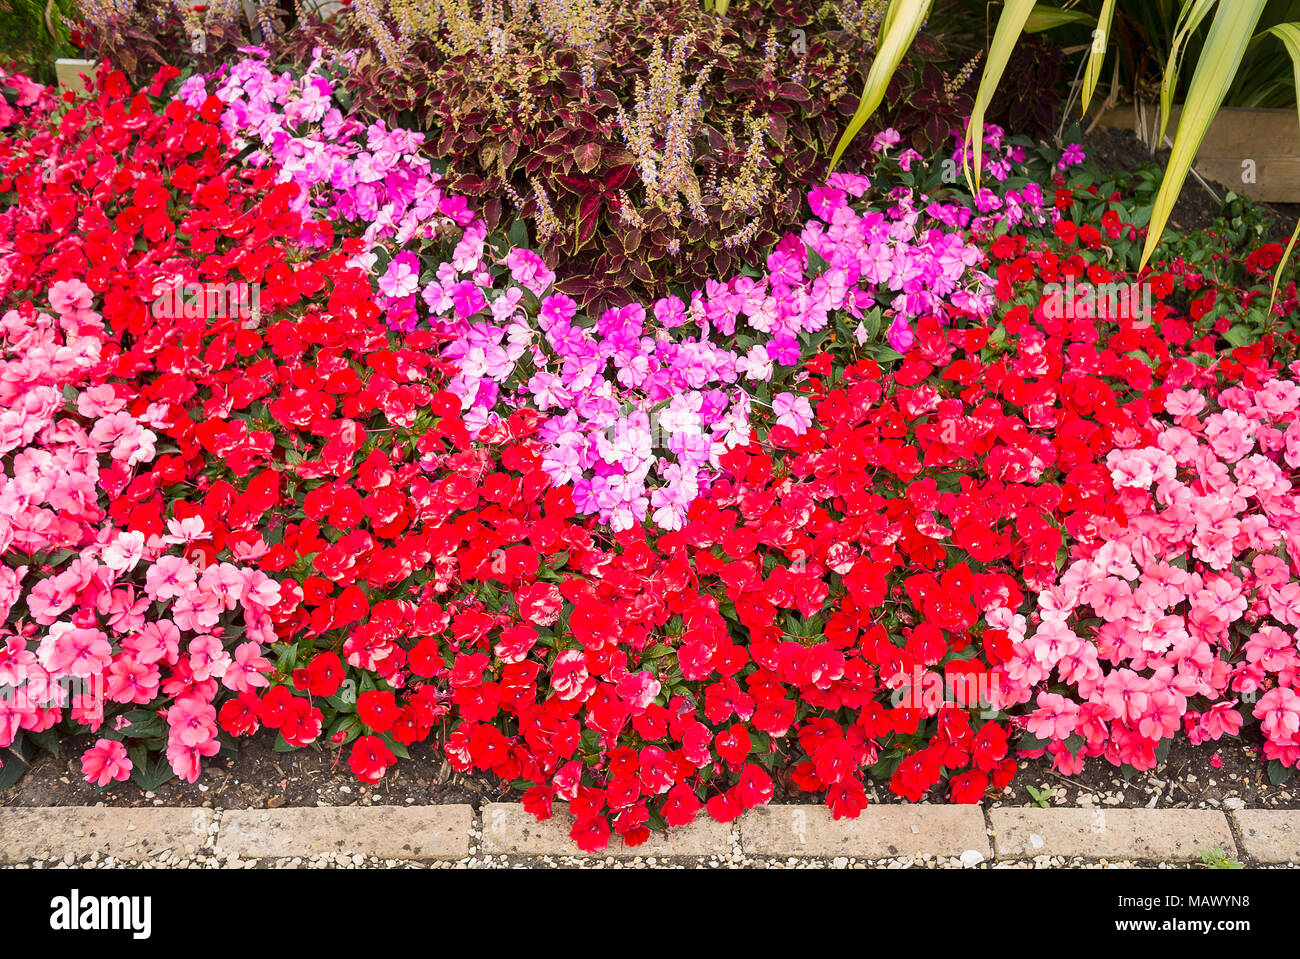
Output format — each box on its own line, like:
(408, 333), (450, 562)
(1026, 692), (1079, 741)
(144, 555), (198, 602)
(772, 392), (813, 435)
(81, 739), (131, 787)
(48, 278), (93, 315)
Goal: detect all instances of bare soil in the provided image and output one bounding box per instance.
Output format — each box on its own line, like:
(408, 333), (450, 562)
(2, 723), (1293, 811)
(1079, 124), (1300, 240)
(0, 731), (500, 809)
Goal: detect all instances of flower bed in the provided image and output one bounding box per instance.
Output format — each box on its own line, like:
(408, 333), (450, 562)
(1, 53), (1299, 852)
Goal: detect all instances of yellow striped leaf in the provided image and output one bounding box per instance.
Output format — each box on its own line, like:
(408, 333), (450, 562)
(964, 0), (1038, 192)
(1265, 22), (1300, 311)
(1139, 0), (1268, 270)
(830, 0), (935, 171)
(1080, 0), (1117, 116)
(1160, 0), (1218, 144)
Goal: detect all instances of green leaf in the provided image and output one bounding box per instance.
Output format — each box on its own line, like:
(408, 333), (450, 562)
(1154, 737), (1172, 765)
(1223, 325), (1254, 347)
(1024, 5), (1095, 32)
(965, 0), (1038, 191)
(1080, 0), (1118, 117)
(0, 734), (34, 791)
(1160, 0), (1218, 144)
(129, 752), (176, 793)
(1268, 759), (1293, 786)
(26, 727), (59, 758)
(328, 715), (362, 746)
(1264, 23), (1300, 312)
(862, 307), (882, 340)
(1017, 732), (1049, 752)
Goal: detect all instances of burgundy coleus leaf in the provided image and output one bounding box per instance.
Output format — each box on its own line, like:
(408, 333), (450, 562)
(817, 115), (838, 148)
(553, 274), (594, 300)
(573, 142), (602, 175)
(605, 164), (635, 191)
(553, 173), (593, 195)
(453, 174), (487, 195)
(923, 114), (950, 149)
(500, 132), (521, 169)
(767, 114), (787, 147)
(778, 82), (812, 105)
(575, 193), (602, 249)
(482, 196), (502, 232)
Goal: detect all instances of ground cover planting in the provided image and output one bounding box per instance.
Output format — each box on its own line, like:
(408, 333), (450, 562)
(2, 1), (1299, 856)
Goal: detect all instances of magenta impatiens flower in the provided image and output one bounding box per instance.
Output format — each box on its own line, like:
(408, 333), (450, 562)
(378, 252), (420, 299)
(1057, 142), (1086, 169)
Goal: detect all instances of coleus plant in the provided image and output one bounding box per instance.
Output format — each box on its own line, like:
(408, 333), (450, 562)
(333, 0), (978, 313)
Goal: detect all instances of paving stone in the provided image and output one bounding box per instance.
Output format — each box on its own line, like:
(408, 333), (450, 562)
(54, 58), (95, 93)
(740, 804), (990, 859)
(0, 807), (213, 863)
(989, 807), (1236, 861)
(215, 805), (472, 860)
(480, 802), (731, 857)
(1229, 810), (1300, 864)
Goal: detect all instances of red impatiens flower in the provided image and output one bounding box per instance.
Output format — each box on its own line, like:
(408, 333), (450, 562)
(516, 581), (563, 626)
(356, 690), (403, 733)
(349, 736), (397, 784)
(292, 651), (345, 697)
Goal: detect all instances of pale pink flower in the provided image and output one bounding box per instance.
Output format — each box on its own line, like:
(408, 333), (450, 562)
(48, 278), (93, 315)
(223, 642), (272, 692)
(144, 555), (198, 602)
(38, 624), (112, 679)
(1027, 692), (1079, 741)
(166, 696), (218, 748)
(166, 737), (221, 783)
(186, 634), (232, 682)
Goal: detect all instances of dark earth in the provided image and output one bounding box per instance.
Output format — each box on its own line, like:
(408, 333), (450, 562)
(0, 730), (488, 809)
(1079, 124), (1300, 240)
(2, 721), (1294, 812)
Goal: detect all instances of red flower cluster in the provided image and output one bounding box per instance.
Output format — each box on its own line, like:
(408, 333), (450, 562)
(5, 64), (1299, 853)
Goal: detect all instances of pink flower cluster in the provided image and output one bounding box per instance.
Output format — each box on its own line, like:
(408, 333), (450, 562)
(0, 286), (281, 785)
(0, 66), (55, 130)
(178, 55), (1056, 530)
(176, 49), (476, 275)
(992, 370), (1300, 772)
(434, 148), (1049, 530)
